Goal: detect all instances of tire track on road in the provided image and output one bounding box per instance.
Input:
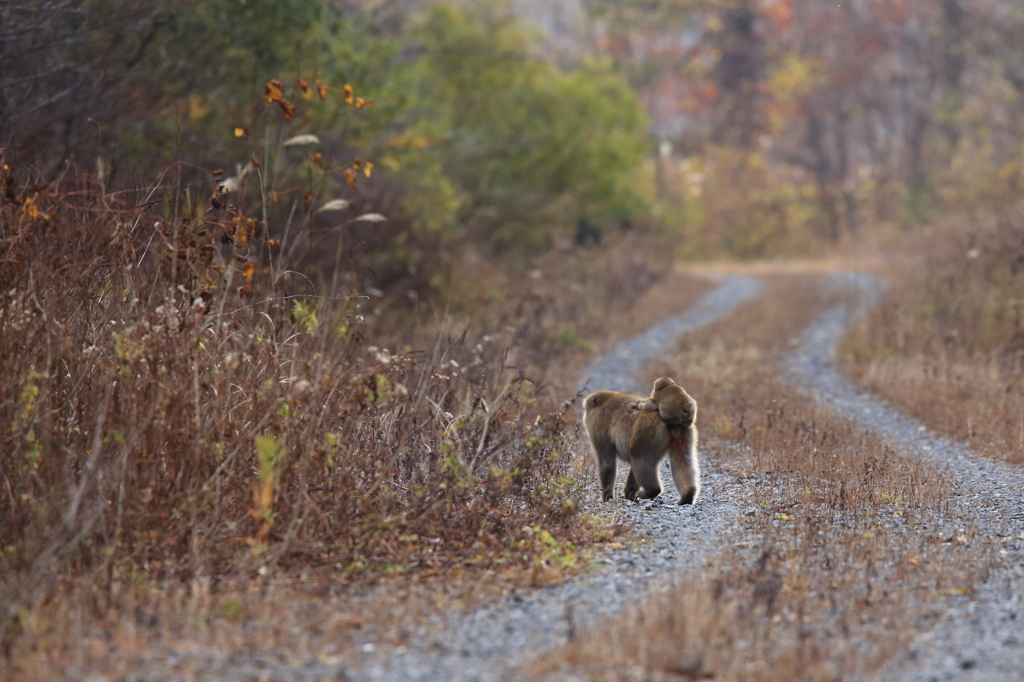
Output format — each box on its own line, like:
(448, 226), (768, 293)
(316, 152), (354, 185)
(351, 275), (764, 682)
(784, 272), (1024, 682)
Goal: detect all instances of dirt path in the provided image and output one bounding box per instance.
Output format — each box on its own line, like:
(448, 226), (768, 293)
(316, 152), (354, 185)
(783, 273), (1024, 681)
(350, 275), (765, 681)
(100, 272), (1022, 681)
(352, 270), (1024, 682)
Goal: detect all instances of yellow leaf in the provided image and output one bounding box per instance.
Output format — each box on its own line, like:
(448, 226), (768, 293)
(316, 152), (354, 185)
(364, 161), (373, 178)
(242, 262), (256, 281)
(317, 82), (328, 100)
(355, 97), (365, 109)
(343, 84), (353, 104)
(264, 79), (284, 102)
(234, 126), (249, 138)
(20, 197), (40, 221)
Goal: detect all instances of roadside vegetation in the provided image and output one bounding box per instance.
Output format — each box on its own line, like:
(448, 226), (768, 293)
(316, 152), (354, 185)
(5, 0), (1024, 678)
(840, 207), (1024, 466)
(543, 273), (992, 680)
(0, 2), (711, 672)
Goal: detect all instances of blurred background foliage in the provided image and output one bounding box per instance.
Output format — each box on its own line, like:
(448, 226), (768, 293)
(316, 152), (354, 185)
(1, 0), (650, 304)
(584, 0), (1024, 254)
(5, 0), (1024, 272)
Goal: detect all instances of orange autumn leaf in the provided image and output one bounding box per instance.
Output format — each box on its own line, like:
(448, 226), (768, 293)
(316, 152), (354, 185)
(238, 284), (254, 299)
(352, 158), (362, 170)
(354, 97), (365, 109)
(303, 191), (314, 212)
(363, 100), (373, 109)
(344, 168), (357, 187)
(21, 197), (39, 220)
(234, 126), (249, 138)
(264, 79), (284, 102)
(310, 153), (323, 168)
(343, 84), (353, 104)
(317, 82), (328, 100)
(269, 191), (279, 203)
(20, 196), (46, 221)
(297, 77), (310, 91)
(242, 262), (256, 281)
(267, 239), (281, 248)
(278, 99), (297, 122)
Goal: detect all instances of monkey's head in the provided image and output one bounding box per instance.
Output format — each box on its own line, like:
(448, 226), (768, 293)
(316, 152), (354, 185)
(639, 377), (697, 427)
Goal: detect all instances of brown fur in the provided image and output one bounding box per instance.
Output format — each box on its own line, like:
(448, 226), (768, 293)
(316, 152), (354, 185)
(583, 377), (700, 504)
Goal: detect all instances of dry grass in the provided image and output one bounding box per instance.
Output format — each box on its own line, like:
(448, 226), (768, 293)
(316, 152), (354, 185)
(541, 274), (993, 681)
(840, 207), (1024, 465)
(0, 163), (712, 676)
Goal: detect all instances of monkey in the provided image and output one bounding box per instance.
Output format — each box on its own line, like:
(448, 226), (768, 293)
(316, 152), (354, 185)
(635, 376), (696, 426)
(582, 377), (700, 505)
(636, 377), (700, 505)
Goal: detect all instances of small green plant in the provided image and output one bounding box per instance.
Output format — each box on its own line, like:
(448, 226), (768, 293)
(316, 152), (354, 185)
(291, 298), (319, 333)
(250, 435), (286, 545)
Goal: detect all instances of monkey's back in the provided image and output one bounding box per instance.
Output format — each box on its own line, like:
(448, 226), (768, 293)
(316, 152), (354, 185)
(629, 410), (671, 461)
(584, 389), (644, 459)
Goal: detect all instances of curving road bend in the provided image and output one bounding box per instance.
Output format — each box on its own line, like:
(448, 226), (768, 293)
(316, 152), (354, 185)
(783, 272), (1024, 682)
(356, 270), (1024, 682)
(352, 275), (766, 681)
(197, 271), (1023, 681)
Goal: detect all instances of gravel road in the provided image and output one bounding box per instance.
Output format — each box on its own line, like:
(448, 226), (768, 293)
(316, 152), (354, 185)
(354, 270), (1024, 682)
(352, 274), (765, 681)
(136, 272), (1024, 681)
(783, 272), (1024, 682)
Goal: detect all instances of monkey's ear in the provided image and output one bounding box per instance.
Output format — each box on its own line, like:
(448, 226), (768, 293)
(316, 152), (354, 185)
(637, 399), (658, 412)
(653, 377), (675, 390)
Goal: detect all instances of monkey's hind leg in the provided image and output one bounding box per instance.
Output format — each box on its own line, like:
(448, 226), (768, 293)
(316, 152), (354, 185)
(627, 457), (663, 500)
(593, 447), (618, 502)
(668, 426), (700, 505)
(623, 469), (639, 501)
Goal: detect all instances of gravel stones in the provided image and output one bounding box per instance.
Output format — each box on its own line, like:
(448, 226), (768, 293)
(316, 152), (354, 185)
(121, 271), (1024, 681)
(352, 275), (765, 681)
(783, 272), (1024, 682)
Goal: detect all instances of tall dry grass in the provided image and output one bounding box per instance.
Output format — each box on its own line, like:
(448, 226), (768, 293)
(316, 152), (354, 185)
(841, 207), (1024, 464)
(543, 274), (991, 681)
(0, 156), (713, 674)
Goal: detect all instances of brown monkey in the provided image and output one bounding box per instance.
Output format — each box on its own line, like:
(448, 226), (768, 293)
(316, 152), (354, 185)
(583, 377), (700, 505)
(636, 377), (700, 505)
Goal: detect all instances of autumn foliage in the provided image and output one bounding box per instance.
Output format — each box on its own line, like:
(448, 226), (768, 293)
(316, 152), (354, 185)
(0, 161), (603, 643)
